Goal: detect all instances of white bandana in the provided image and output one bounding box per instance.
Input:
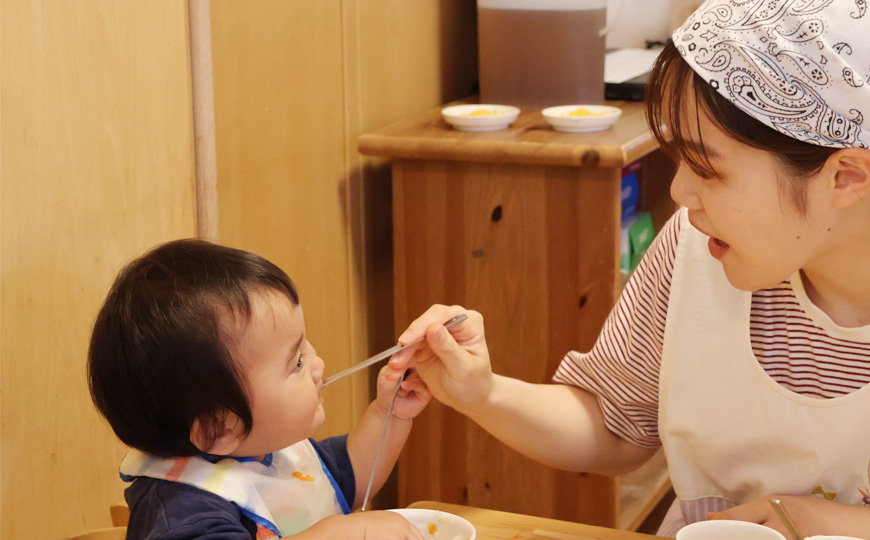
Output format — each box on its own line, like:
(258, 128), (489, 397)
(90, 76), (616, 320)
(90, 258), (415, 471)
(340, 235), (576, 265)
(673, 0), (870, 148)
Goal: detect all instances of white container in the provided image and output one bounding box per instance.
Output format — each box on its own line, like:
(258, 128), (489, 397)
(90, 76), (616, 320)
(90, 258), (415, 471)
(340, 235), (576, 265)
(441, 104), (520, 132)
(388, 508), (476, 540)
(542, 104), (622, 132)
(477, 0), (607, 107)
(806, 536), (866, 540)
(676, 520), (786, 540)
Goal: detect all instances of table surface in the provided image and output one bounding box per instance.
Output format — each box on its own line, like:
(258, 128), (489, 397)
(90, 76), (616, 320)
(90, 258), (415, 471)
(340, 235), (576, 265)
(408, 501), (668, 540)
(358, 99), (659, 169)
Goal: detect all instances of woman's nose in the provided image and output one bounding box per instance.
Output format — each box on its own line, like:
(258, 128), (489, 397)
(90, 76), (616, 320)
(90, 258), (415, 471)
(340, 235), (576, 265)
(670, 164), (702, 210)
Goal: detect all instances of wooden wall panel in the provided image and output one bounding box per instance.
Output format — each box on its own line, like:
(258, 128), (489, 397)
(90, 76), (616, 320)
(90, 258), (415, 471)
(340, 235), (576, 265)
(0, 2), (196, 539)
(208, 1), (364, 435)
(210, 0), (479, 439)
(343, 0), (479, 391)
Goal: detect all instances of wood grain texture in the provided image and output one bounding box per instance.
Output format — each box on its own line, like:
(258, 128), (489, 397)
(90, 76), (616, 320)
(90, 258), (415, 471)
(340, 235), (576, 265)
(208, 0), (479, 442)
(393, 159), (621, 526)
(378, 104), (677, 528)
(189, 0), (219, 241)
(1, 1), (196, 538)
(408, 501), (668, 539)
(208, 1), (363, 435)
(360, 100), (659, 168)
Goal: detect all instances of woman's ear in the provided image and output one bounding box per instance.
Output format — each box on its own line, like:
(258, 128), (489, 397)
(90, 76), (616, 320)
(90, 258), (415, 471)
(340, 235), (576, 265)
(190, 411), (244, 455)
(828, 148), (870, 209)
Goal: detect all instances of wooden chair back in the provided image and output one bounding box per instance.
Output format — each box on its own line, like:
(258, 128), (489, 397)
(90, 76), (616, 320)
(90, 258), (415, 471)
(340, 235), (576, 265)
(110, 500), (130, 527)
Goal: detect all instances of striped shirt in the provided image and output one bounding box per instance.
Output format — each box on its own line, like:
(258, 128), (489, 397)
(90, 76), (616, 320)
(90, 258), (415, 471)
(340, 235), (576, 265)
(553, 209), (870, 448)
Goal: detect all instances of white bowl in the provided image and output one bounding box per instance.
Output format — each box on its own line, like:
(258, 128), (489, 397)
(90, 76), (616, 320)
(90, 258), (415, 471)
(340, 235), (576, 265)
(807, 536), (866, 539)
(441, 104), (520, 132)
(542, 104), (622, 133)
(676, 520), (786, 540)
(388, 508), (476, 540)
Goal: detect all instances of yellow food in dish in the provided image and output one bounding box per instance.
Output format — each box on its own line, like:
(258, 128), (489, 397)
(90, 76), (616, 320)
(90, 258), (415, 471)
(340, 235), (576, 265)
(565, 108), (606, 117)
(461, 109), (500, 116)
(292, 471), (315, 481)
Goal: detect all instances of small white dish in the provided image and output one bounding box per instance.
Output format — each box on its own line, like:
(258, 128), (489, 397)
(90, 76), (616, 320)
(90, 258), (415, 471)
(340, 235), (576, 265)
(676, 520), (786, 540)
(441, 104), (520, 132)
(806, 536), (866, 539)
(542, 104), (622, 133)
(388, 508), (476, 540)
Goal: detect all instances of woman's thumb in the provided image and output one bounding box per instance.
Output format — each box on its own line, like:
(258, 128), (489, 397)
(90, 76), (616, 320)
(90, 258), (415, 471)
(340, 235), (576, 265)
(427, 324), (464, 365)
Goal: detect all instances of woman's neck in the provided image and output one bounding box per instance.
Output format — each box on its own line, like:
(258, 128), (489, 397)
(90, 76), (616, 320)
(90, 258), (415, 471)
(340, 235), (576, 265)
(802, 265), (870, 328)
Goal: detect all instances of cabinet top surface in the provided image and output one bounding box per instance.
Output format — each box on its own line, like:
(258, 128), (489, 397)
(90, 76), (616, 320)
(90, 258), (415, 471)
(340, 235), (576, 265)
(358, 99), (662, 169)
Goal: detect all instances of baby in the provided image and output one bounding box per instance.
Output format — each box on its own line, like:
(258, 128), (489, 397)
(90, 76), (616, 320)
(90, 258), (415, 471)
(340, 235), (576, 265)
(88, 239), (430, 540)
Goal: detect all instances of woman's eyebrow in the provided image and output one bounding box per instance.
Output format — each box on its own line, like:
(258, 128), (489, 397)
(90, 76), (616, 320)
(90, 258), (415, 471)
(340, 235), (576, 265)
(683, 140), (721, 159)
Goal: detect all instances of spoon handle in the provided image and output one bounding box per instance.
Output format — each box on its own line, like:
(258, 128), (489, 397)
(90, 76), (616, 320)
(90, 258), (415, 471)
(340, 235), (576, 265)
(322, 313), (467, 386)
(769, 498), (805, 540)
(360, 370), (406, 511)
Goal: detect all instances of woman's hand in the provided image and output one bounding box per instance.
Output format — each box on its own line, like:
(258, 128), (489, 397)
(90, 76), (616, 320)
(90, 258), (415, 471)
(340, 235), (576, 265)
(375, 365), (431, 420)
(387, 304), (493, 415)
(709, 495), (870, 538)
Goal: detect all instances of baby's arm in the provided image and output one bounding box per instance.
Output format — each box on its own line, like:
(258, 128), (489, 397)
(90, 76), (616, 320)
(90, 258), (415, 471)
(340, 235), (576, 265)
(711, 494), (870, 538)
(288, 511), (424, 540)
(345, 366), (432, 510)
(388, 305), (656, 476)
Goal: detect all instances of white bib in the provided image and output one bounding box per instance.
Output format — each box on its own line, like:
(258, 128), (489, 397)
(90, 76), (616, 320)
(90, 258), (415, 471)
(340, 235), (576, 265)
(658, 211), (870, 536)
(120, 439), (350, 539)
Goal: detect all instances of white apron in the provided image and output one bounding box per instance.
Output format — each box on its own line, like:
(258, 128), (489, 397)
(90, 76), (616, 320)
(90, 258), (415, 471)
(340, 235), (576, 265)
(120, 439), (350, 539)
(657, 211), (870, 537)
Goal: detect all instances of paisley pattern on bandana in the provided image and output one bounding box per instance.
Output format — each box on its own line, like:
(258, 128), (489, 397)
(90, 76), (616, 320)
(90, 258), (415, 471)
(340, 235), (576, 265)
(673, 0), (870, 148)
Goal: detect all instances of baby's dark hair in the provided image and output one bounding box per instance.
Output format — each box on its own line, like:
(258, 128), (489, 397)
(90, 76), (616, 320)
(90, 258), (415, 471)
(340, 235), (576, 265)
(646, 42), (837, 214)
(88, 239), (299, 457)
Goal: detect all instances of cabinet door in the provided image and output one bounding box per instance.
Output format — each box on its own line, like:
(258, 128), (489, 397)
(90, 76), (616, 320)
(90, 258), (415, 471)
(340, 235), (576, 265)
(393, 158), (622, 526)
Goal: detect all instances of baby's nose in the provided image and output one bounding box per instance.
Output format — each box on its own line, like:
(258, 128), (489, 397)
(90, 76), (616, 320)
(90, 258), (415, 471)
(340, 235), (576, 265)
(311, 355), (325, 381)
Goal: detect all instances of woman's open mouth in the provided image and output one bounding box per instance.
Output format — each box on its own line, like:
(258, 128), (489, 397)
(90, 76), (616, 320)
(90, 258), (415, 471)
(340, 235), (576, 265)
(708, 236), (730, 259)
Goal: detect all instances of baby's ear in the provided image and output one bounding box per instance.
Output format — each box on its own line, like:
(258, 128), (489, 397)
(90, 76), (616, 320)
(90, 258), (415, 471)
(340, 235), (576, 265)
(190, 411), (243, 455)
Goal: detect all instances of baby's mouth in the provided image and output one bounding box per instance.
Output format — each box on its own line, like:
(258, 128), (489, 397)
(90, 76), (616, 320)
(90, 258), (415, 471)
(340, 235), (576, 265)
(712, 237), (729, 248)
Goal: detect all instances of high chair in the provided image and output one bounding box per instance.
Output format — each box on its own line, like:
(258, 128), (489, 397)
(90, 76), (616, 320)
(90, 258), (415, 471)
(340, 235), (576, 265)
(63, 526), (127, 540)
(109, 500), (130, 527)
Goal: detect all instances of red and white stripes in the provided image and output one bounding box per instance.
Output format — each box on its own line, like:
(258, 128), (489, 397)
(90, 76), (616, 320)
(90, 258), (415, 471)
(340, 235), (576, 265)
(554, 210), (870, 448)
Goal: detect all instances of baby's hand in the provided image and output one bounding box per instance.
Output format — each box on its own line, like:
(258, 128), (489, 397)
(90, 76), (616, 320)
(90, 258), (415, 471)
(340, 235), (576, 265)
(376, 365), (431, 420)
(352, 510), (426, 540)
(388, 305), (493, 413)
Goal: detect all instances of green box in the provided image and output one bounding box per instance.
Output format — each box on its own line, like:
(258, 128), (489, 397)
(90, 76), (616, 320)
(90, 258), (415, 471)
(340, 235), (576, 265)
(620, 211), (654, 275)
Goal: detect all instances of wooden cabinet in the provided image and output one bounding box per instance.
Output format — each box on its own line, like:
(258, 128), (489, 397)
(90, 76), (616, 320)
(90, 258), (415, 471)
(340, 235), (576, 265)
(359, 100), (677, 530)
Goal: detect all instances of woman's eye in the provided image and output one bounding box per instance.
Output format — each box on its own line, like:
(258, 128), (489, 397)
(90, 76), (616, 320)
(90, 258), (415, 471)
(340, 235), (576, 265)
(292, 355), (304, 374)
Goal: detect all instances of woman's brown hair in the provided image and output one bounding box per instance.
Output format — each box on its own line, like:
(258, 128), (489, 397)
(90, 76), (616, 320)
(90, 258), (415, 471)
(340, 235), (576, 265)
(645, 42), (837, 213)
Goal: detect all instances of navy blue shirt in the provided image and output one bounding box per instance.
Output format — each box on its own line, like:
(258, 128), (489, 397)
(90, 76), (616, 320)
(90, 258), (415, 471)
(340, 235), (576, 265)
(124, 436), (355, 540)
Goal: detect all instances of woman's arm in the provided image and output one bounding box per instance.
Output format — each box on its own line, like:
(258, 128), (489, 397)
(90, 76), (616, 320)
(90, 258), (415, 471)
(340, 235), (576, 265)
(467, 375), (656, 475)
(711, 495), (870, 539)
(388, 306), (656, 476)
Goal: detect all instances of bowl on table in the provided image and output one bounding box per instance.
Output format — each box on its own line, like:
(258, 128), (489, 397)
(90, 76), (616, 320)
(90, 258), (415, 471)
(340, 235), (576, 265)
(676, 520), (786, 540)
(542, 104), (622, 133)
(806, 537), (866, 539)
(441, 104), (520, 132)
(388, 508), (476, 540)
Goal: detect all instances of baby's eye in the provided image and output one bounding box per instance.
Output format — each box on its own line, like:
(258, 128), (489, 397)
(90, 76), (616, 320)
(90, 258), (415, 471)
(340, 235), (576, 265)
(292, 355), (305, 374)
